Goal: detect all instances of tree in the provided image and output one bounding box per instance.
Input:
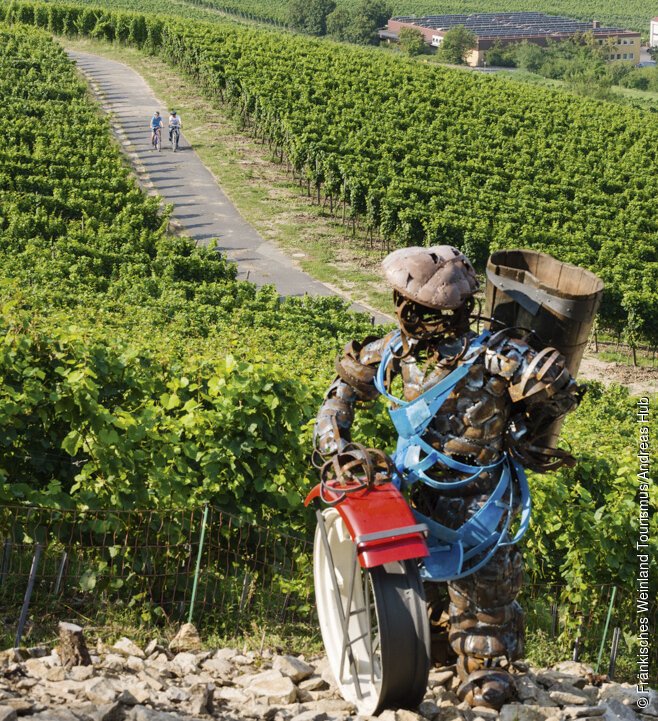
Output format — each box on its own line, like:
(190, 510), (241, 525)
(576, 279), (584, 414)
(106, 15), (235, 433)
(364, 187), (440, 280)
(327, 0), (390, 45)
(288, 0), (336, 36)
(398, 27), (426, 56)
(436, 25), (476, 64)
(485, 41), (516, 67)
(514, 41), (544, 72)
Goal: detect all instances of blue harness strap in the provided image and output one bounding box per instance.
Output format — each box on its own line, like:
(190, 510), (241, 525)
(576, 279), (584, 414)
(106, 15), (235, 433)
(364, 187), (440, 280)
(374, 331), (532, 582)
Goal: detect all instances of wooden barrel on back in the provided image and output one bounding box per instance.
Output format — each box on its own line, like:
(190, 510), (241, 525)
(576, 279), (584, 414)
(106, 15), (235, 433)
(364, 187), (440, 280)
(484, 249), (604, 448)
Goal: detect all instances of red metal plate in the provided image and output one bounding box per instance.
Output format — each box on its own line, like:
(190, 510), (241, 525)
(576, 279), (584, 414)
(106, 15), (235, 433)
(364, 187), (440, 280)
(306, 482), (428, 568)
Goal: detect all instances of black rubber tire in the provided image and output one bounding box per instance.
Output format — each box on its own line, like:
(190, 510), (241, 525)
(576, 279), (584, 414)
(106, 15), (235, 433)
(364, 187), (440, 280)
(370, 560), (431, 712)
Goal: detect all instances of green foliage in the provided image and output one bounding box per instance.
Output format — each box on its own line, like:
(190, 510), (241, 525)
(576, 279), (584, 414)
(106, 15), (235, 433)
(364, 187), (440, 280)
(288, 0), (335, 35)
(327, 0), (390, 45)
(484, 41), (516, 67)
(511, 35), (614, 98)
(2, 1), (658, 342)
(436, 24), (475, 64)
(398, 26), (426, 56)
(0, 12), (654, 620)
(515, 41), (545, 72)
(523, 383), (658, 605)
(33, 0), (656, 37)
(0, 23), (375, 523)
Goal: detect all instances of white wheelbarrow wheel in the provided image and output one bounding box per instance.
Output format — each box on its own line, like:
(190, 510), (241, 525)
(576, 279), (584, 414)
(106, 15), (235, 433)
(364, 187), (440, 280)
(314, 508), (431, 716)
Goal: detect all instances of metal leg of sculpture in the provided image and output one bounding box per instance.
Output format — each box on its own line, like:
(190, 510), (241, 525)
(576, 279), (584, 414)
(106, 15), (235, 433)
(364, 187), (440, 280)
(448, 545), (524, 710)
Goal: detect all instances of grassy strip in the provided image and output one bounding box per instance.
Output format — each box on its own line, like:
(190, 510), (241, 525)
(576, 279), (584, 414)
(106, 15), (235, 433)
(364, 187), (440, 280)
(64, 36), (395, 319)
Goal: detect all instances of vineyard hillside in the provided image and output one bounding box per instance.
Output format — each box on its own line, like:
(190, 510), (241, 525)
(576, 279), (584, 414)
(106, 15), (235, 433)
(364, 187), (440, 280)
(0, 5), (656, 661)
(3, 0), (657, 343)
(64, 0), (658, 35)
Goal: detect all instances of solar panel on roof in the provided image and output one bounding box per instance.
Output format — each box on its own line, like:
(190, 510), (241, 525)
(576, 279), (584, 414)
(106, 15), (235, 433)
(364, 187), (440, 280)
(391, 10), (629, 37)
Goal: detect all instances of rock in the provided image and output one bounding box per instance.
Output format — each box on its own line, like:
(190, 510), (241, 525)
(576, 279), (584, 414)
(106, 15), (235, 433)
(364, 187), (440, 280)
(602, 699), (640, 721)
(58, 623), (92, 669)
(514, 662), (532, 673)
(100, 654), (126, 672)
(145, 653), (171, 676)
(85, 677), (118, 705)
(550, 690), (592, 706)
(429, 669), (456, 689)
(289, 711), (329, 721)
(89, 702), (123, 721)
(245, 672), (297, 704)
(378, 712), (398, 721)
(301, 698), (355, 715)
(41, 679), (85, 701)
(26, 646), (49, 659)
(165, 685), (190, 702)
(69, 665), (95, 682)
(143, 640), (159, 658)
(168, 624), (202, 654)
(170, 652), (199, 677)
(138, 670), (165, 692)
(296, 688), (314, 703)
(237, 669), (285, 687)
(562, 707), (607, 718)
(32, 712), (89, 721)
(500, 704), (560, 721)
(112, 638), (145, 659)
(553, 663), (595, 678)
(433, 707), (464, 721)
(3, 698), (36, 714)
(232, 654), (255, 666)
(419, 700), (441, 720)
(15, 678), (39, 690)
(117, 689), (139, 706)
(537, 673), (585, 690)
(23, 659), (47, 677)
(201, 657), (232, 678)
(215, 686), (249, 704)
(517, 677), (559, 707)
(299, 676), (329, 692)
(396, 709), (427, 721)
(126, 656), (145, 673)
(188, 683), (212, 715)
(601, 685), (658, 717)
(0, 707), (17, 721)
(472, 706), (501, 719)
(128, 707), (198, 721)
(213, 648), (238, 662)
(434, 687), (461, 706)
(181, 672), (214, 688)
(273, 656), (314, 683)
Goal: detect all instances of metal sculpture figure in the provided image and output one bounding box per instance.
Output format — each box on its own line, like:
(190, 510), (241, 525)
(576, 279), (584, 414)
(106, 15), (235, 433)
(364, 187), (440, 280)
(313, 246), (581, 710)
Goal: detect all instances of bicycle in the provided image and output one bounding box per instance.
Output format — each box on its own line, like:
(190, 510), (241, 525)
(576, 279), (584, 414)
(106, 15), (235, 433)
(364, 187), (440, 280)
(170, 126), (180, 152)
(151, 127), (161, 152)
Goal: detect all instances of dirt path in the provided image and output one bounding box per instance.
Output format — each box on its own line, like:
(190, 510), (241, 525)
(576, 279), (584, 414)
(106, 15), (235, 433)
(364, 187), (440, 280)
(577, 354), (658, 396)
(67, 49), (391, 322)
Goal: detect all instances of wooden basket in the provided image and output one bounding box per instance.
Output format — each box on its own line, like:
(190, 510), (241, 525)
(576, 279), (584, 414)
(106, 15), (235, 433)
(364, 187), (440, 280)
(484, 249), (604, 378)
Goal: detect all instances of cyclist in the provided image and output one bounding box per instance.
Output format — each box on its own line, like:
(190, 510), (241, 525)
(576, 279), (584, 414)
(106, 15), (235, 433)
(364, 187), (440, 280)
(150, 111), (163, 148)
(168, 110), (182, 146)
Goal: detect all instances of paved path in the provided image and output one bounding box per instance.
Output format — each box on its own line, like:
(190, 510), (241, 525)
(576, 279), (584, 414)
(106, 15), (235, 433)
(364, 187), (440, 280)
(68, 50), (382, 314)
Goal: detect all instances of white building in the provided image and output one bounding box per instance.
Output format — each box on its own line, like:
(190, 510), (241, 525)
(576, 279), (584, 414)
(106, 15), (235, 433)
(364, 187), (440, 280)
(651, 17), (658, 46)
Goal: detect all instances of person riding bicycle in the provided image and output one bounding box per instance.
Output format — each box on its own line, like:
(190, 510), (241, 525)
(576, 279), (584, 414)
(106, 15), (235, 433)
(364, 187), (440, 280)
(150, 111), (163, 147)
(168, 110), (182, 144)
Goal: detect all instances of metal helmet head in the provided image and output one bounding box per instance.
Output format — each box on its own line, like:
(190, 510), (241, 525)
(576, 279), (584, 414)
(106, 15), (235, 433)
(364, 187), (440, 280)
(382, 245), (479, 339)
